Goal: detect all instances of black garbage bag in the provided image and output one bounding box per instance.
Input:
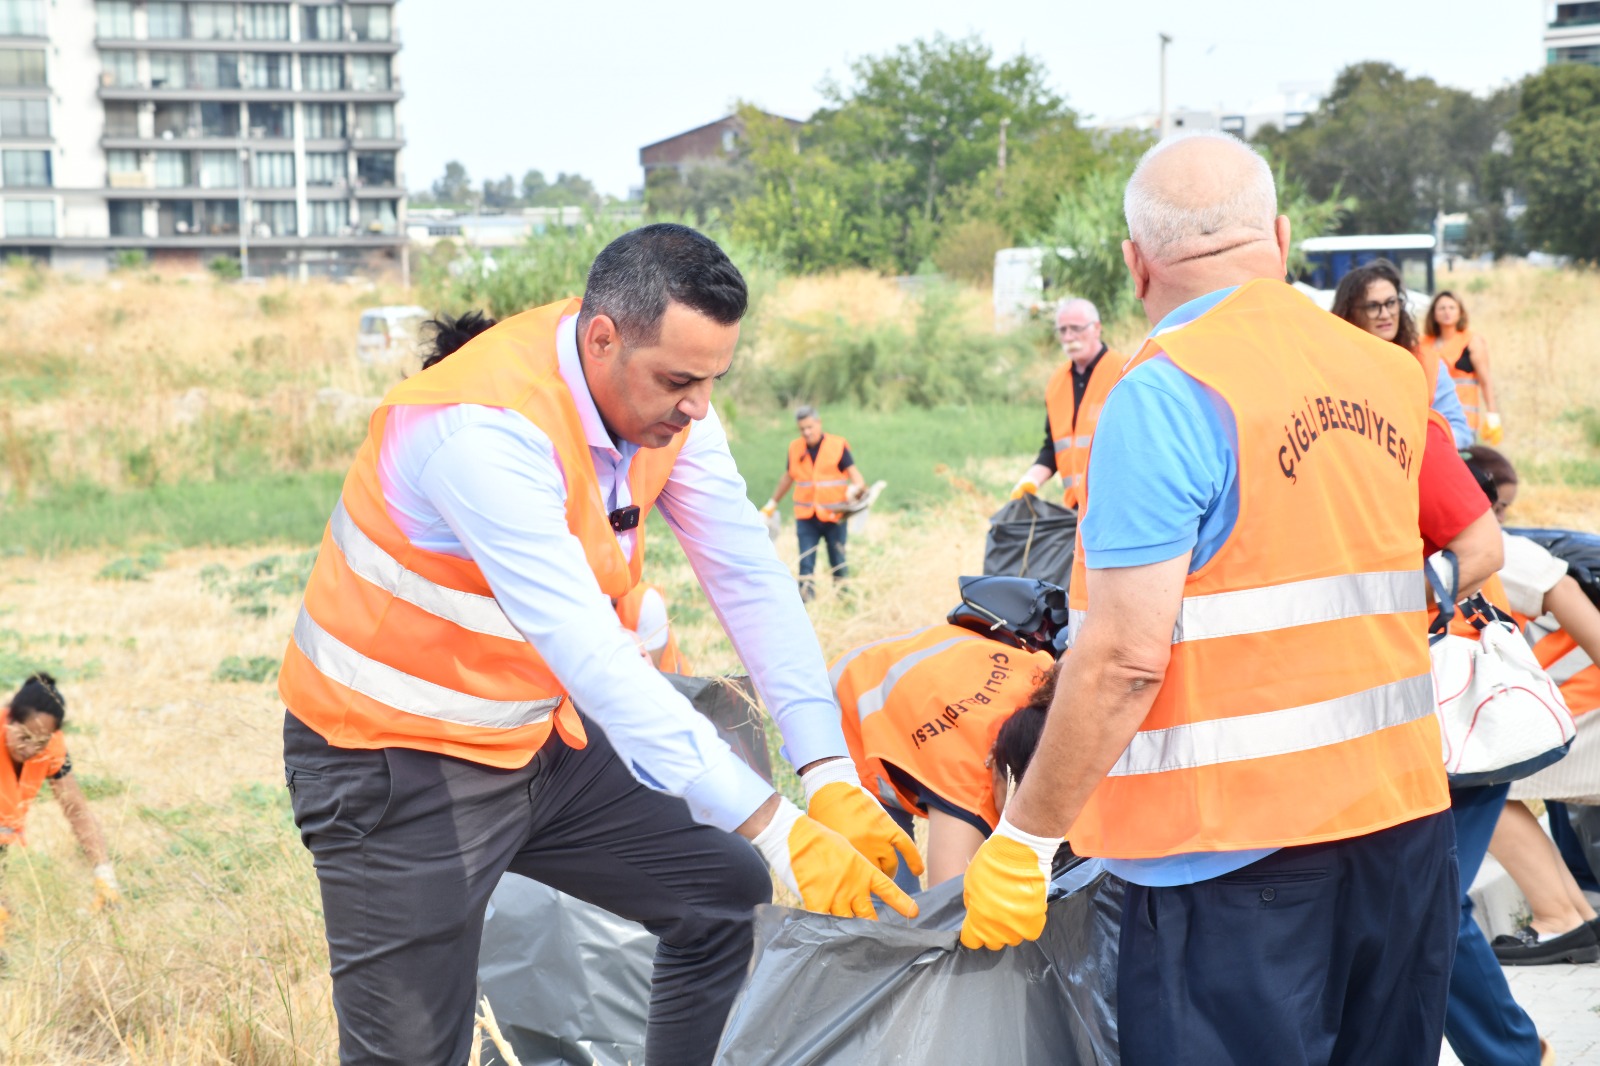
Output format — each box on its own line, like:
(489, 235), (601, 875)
(477, 674), (775, 1066)
(983, 495), (1078, 587)
(714, 862), (1122, 1065)
(1506, 527), (1600, 608)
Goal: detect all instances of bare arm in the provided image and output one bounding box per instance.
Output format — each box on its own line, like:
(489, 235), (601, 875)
(1021, 463), (1056, 490)
(769, 471), (794, 504)
(1471, 333), (1496, 413)
(1446, 509), (1505, 597)
(51, 773), (109, 866)
(1544, 576), (1600, 666)
(925, 807), (984, 887)
(1002, 554), (1189, 838)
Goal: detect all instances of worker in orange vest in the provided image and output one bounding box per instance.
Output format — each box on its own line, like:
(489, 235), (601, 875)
(1010, 298), (1125, 511)
(761, 406), (866, 601)
(831, 576), (1066, 890)
(279, 225), (919, 1066)
(960, 133), (1456, 1065)
(2, 673), (119, 948)
(1422, 291), (1501, 443)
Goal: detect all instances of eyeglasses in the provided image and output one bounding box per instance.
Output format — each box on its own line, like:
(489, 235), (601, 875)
(1056, 322), (1095, 336)
(1360, 297), (1400, 318)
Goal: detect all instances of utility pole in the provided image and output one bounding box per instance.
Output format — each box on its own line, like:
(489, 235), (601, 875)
(238, 146), (250, 279)
(996, 116), (1009, 202)
(1159, 33), (1173, 139)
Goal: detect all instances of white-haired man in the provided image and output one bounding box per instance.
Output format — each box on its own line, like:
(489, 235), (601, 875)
(1010, 298), (1124, 511)
(961, 132), (1456, 1064)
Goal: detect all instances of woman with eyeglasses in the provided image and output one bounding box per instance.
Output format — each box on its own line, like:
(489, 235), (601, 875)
(1423, 292), (1501, 444)
(1, 673), (119, 949)
(1331, 259), (1474, 449)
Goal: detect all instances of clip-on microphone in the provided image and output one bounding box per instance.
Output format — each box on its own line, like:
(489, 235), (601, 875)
(609, 505), (641, 532)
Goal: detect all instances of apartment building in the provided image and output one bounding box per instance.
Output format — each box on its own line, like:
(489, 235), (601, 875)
(1546, 2), (1600, 66)
(0, 0), (404, 276)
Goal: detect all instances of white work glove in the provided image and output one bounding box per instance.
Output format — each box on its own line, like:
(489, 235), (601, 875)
(1481, 411), (1503, 445)
(92, 862), (121, 911)
(760, 498), (778, 518)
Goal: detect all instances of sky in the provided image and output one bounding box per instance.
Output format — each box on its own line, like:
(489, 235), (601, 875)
(398, 0), (1549, 201)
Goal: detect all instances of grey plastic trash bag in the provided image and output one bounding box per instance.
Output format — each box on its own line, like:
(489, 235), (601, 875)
(983, 495), (1078, 587)
(714, 864), (1123, 1065)
(478, 874), (658, 1066)
(664, 673), (774, 784)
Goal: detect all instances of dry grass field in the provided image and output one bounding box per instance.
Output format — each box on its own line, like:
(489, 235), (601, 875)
(1, 262), (1598, 1063)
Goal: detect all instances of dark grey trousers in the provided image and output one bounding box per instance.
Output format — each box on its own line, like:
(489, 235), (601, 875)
(284, 711), (771, 1066)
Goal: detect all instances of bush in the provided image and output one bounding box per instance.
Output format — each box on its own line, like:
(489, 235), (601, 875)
(932, 219), (1011, 285)
(111, 249), (147, 272)
(96, 549), (166, 581)
(207, 255), (242, 281)
(213, 655), (280, 683)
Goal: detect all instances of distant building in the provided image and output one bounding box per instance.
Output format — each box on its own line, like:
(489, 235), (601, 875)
(1545, 2), (1600, 66)
(638, 111), (802, 181)
(0, 0), (406, 277)
(1096, 83), (1325, 139)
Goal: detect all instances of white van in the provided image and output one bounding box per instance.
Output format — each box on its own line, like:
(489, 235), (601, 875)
(356, 305), (430, 366)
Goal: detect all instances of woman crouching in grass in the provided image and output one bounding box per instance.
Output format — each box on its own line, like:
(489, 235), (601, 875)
(1, 673), (119, 948)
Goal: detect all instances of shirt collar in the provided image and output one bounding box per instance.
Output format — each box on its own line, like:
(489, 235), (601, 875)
(556, 313), (627, 458)
(1150, 286), (1240, 339)
(1072, 343), (1108, 378)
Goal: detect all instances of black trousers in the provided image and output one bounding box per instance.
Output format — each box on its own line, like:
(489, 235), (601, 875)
(284, 711), (771, 1066)
(1117, 811), (1458, 1066)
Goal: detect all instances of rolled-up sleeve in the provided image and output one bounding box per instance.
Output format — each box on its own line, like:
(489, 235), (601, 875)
(655, 406), (851, 770)
(415, 414), (774, 832)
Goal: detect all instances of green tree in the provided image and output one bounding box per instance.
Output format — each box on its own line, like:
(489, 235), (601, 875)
(430, 160), (473, 206)
(644, 163), (755, 225)
(1510, 63), (1600, 260)
(1037, 166), (1139, 323)
(728, 106), (864, 273)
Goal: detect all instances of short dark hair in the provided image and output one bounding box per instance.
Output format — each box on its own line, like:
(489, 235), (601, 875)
(1425, 291), (1470, 337)
(1330, 259), (1417, 352)
(575, 223), (747, 348)
(991, 661), (1058, 783)
(1463, 444), (1519, 504)
(9, 671), (65, 727)
(420, 309), (497, 370)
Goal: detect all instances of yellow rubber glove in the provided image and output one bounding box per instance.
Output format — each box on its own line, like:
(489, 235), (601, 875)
(1481, 412), (1503, 445)
(752, 798), (919, 920)
(802, 759), (925, 881)
(91, 863), (121, 912)
(959, 815), (1060, 950)
(1009, 479), (1039, 501)
(760, 499), (778, 518)
(0, 903), (10, 947)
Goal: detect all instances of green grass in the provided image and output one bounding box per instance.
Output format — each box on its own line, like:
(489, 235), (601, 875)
(726, 402), (1039, 509)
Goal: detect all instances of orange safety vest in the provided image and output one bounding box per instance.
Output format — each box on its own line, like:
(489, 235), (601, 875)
(614, 582), (689, 675)
(787, 435), (851, 523)
(0, 711), (67, 845)
(1420, 331), (1481, 433)
(1065, 280), (1446, 859)
(1527, 620), (1600, 718)
(830, 624), (1054, 830)
(278, 298), (688, 769)
(1045, 348), (1124, 510)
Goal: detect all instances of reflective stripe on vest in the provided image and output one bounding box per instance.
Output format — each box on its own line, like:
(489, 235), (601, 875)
(291, 607), (563, 729)
(854, 632), (978, 721)
(828, 626), (935, 687)
(1549, 645), (1594, 687)
(1068, 570), (1423, 647)
(1109, 672), (1433, 776)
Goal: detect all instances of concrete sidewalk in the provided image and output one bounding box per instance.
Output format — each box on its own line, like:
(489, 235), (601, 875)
(1440, 963), (1600, 1064)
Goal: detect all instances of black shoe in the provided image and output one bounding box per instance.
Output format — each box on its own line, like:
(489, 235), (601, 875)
(1491, 921), (1600, 965)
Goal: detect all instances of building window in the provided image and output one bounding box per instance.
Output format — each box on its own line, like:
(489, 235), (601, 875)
(253, 200), (295, 237)
(188, 3), (235, 40)
(0, 1), (45, 36)
(349, 55), (390, 91)
(355, 151), (395, 187)
(350, 5), (392, 41)
(1552, 45), (1600, 65)
(307, 199), (345, 236)
(240, 4), (289, 41)
(4, 197), (52, 237)
(245, 53), (291, 90)
(152, 102), (190, 137)
(302, 5), (341, 41)
(353, 103), (394, 139)
(199, 102), (239, 137)
(153, 150), (190, 187)
(253, 151), (294, 188)
(94, 1), (133, 39)
(2, 148), (50, 187)
(191, 52), (240, 90)
(301, 54), (344, 91)
(106, 149), (139, 175)
(0, 48), (45, 86)
(357, 198), (396, 234)
(157, 199), (194, 235)
(101, 50), (137, 88)
(150, 52), (188, 89)
(304, 103), (346, 138)
(108, 199), (143, 237)
(0, 97), (48, 137)
(146, 2), (184, 39)
(198, 150), (240, 189)
(1552, 3), (1600, 27)
(103, 101), (138, 136)
(305, 151), (345, 186)
(198, 199), (238, 235)
(249, 102), (291, 138)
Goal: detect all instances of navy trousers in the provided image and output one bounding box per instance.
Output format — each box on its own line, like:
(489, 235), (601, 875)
(1544, 801), (1600, 895)
(1444, 784), (1542, 1066)
(1118, 811), (1457, 1066)
(795, 515), (848, 590)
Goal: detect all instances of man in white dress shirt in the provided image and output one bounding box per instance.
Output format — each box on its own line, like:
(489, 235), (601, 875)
(280, 224), (921, 1065)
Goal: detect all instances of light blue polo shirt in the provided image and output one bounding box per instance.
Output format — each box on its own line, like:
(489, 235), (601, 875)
(1079, 286), (1277, 887)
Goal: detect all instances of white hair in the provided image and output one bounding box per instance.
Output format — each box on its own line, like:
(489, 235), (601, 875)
(1123, 130), (1277, 256)
(1056, 297), (1100, 323)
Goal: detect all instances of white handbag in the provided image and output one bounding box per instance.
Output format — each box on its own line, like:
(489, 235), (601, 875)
(1427, 551), (1575, 787)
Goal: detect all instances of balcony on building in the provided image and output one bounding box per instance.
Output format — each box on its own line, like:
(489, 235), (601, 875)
(1550, 2), (1600, 29)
